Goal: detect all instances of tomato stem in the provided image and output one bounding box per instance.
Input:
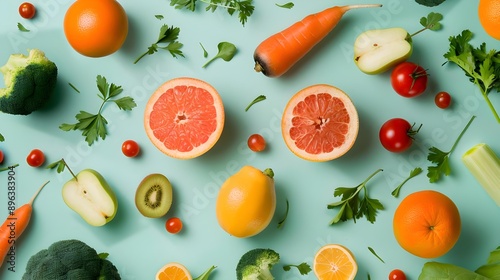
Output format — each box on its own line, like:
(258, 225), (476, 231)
(407, 123), (423, 139)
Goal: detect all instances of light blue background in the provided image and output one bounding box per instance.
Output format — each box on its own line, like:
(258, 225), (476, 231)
(1, 0), (500, 279)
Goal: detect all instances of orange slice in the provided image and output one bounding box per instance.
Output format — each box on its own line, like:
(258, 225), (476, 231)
(313, 244), (358, 280)
(281, 84), (359, 161)
(155, 262), (192, 280)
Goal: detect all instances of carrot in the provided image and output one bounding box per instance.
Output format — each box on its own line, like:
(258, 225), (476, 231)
(254, 4), (382, 77)
(0, 181), (49, 268)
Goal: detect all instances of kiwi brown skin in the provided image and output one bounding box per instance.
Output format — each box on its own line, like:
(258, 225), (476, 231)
(135, 173), (173, 218)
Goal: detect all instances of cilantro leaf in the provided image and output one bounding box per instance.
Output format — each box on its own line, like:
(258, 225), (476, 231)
(391, 167), (423, 197)
(60, 76), (136, 146)
(415, 0), (446, 7)
(202, 42), (237, 68)
(170, 0), (197, 11)
(134, 25), (184, 64)
(426, 116), (476, 183)
(327, 169), (384, 225)
(283, 262), (311, 275)
(170, 0), (254, 26)
(411, 12), (443, 36)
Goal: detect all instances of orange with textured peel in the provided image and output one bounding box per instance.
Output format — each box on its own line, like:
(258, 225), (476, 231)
(479, 0), (500, 40)
(281, 84), (359, 161)
(144, 77), (225, 159)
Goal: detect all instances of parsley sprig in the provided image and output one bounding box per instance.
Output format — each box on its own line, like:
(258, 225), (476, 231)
(410, 12), (443, 37)
(427, 115), (476, 183)
(283, 262), (311, 275)
(170, 0), (255, 26)
(444, 29), (500, 123)
(391, 167), (422, 197)
(60, 75), (137, 146)
(134, 24), (184, 64)
(327, 169), (384, 225)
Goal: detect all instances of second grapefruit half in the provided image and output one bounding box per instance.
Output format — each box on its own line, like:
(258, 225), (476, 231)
(144, 77), (225, 159)
(281, 84), (359, 161)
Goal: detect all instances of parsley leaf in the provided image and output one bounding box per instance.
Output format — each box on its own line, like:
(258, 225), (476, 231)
(368, 247), (385, 263)
(170, 0), (255, 26)
(0, 133), (4, 142)
(391, 167), (422, 197)
(283, 262), (311, 275)
(427, 115), (476, 183)
(327, 169), (384, 225)
(60, 75), (137, 146)
(411, 12), (443, 36)
(134, 24), (184, 64)
(444, 29), (500, 122)
(202, 42), (237, 68)
(155, 14), (164, 20)
(415, 0), (446, 7)
(276, 2), (294, 9)
(17, 23), (30, 32)
(245, 95), (266, 111)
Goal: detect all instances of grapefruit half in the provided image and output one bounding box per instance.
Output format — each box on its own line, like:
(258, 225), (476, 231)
(281, 84), (359, 161)
(144, 77), (225, 159)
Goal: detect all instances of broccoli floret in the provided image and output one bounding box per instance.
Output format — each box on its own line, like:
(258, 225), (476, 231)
(236, 248), (280, 280)
(0, 48), (58, 115)
(22, 239), (121, 280)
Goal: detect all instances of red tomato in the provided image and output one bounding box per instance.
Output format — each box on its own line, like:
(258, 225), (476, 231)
(435, 91), (452, 109)
(19, 2), (36, 19)
(26, 149), (45, 167)
(391, 62), (428, 98)
(0, 150), (4, 164)
(122, 140), (140, 157)
(165, 217), (183, 234)
(379, 118), (421, 153)
(247, 134), (266, 152)
(389, 269), (406, 280)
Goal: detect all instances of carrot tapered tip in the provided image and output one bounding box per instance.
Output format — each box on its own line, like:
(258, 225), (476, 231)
(28, 180), (50, 206)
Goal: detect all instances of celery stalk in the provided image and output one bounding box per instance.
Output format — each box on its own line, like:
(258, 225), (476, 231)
(462, 143), (500, 207)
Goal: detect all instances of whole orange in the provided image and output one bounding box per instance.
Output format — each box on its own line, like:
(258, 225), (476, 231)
(63, 0), (128, 57)
(393, 190), (461, 259)
(479, 0), (500, 40)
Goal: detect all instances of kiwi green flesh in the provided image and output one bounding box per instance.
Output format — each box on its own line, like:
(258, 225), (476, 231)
(135, 174), (173, 218)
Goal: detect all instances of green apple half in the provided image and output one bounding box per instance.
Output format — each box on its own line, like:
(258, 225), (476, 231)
(353, 27), (412, 74)
(62, 169), (118, 227)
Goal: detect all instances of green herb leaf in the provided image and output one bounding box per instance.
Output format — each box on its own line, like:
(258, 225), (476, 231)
(17, 23), (30, 32)
(60, 76), (136, 146)
(410, 12), (443, 37)
(202, 41), (237, 68)
(200, 42), (209, 58)
(277, 199), (289, 229)
(193, 266), (217, 280)
(134, 25), (184, 64)
(170, 0), (197, 11)
(391, 167), (423, 197)
(327, 169), (384, 225)
(171, 0), (254, 26)
(427, 115), (476, 182)
(276, 2), (294, 9)
(368, 247), (385, 263)
(415, 0), (446, 7)
(155, 14), (164, 20)
(245, 95), (266, 111)
(283, 263), (311, 275)
(46, 159), (67, 173)
(68, 82), (80, 93)
(0, 133), (4, 142)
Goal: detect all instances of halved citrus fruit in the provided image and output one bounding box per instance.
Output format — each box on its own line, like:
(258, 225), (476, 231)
(144, 77), (225, 159)
(281, 84), (359, 161)
(155, 262), (192, 280)
(313, 244), (357, 280)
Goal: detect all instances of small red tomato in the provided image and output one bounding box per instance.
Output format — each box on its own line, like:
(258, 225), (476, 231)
(247, 134), (266, 152)
(122, 140), (140, 157)
(19, 2), (36, 19)
(379, 118), (421, 153)
(26, 149), (45, 167)
(389, 269), (406, 280)
(0, 150), (4, 164)
(435, 91), (452, 109)
(391, 62), (428, 98)
(165, 217), (183, 234)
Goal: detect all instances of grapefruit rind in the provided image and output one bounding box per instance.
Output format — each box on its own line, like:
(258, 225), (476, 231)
(313, 244), (358, 280)
(281, 84), (359, 162)
(144, 77), (225, 159)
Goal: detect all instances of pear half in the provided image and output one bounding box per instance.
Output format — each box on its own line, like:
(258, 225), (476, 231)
(354, 27), (412, 74)
(62, 169), (118, 226)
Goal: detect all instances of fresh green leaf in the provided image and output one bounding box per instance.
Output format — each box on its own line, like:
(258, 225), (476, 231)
(0, 164), (19, 173)
(134, 25), (184, 64)
(193, 266), (217, 280)
(419, 262), (490, 279)
(155, 14), (164, 20)
(277, 199), (289, 229)
(17, 23), (30, 32)
(415, 0), (446, 7)
(0, 133), (4, 142)
(283, 263), (311, 275)
(368, 247), (385, 263)
(410, 12), (443, 37)
(392, 167), (423, 197)
(202, 41), (237, 68)
(113, 96), (137, 111)
(98, 252), (109, 259)
(170, 0), (197, 11)
(96, 75), (109, 99)
(68, 82), (80, 93)
(200, 42), (209, 58)
(245, 95), (266, 111)
(327, 169), (384, 225)
(427, 115), (476, 183)
(171, 0), (254, 26)
(46, 159), (67, 173)
(276, 2), (294, 9)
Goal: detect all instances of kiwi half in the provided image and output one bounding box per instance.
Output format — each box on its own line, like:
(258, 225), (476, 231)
(135, 173), (173, 218)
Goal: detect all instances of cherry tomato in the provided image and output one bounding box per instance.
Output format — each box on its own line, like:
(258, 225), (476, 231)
(0, 150), (4, 164)
(165, 217), (183, 234)
(19, 2), (36, 19)
(435, 91), (452, 109)
(122, 140), (140, 157)
(379, 118), (421, 153)
(26, 149), (45, 167)
(391, 62), (428, 98)
(389, 269), (406, 280)
(247, 134), (266, 152)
